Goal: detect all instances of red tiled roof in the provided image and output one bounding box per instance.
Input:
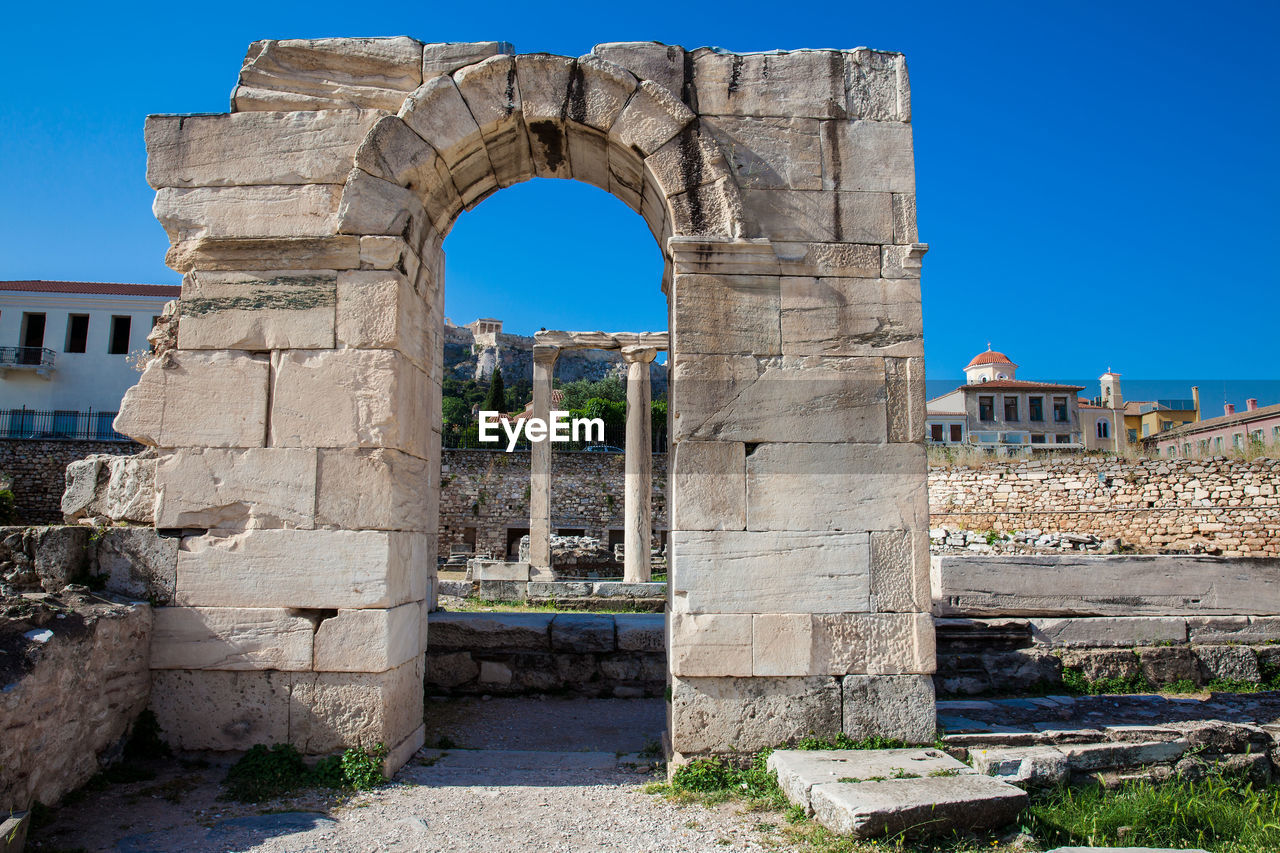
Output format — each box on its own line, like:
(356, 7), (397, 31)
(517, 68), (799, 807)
(961, 380), (1085, 392)
(965, 349), (1017, 369)
(0, 280), (181, 297)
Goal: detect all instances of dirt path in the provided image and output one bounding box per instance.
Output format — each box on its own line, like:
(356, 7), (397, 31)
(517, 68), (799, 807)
(29, 698), (780, 853)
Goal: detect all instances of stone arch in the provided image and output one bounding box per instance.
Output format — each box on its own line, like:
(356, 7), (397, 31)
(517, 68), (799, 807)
(123, 38), (933, 772)
(337, 52), (745, 261)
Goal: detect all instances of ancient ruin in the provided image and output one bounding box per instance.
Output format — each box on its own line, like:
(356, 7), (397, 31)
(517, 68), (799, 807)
(105, 37), (930, 767)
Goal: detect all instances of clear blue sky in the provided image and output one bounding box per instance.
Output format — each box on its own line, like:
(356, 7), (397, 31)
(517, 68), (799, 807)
(2, 1), (1277, 380)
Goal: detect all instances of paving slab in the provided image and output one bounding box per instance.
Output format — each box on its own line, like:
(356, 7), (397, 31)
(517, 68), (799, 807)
(767, 748), (973, 813)
(1046, 849), (1207, 853)
(809, 773), (1027, 838)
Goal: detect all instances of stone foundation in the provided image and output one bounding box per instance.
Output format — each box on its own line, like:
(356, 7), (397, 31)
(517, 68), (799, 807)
(425, 611), (664, 697)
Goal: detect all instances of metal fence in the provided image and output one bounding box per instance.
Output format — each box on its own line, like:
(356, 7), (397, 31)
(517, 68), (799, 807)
(0, 347), (56, 369)
(1, 408), (130, 441)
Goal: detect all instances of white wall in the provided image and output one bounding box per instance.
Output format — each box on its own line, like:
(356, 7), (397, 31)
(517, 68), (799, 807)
(0, 292), (172, 414)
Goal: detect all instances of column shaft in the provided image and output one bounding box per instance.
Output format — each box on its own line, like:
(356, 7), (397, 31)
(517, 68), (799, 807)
(529, 346), (558, 570)
(622, 347), (657, 583)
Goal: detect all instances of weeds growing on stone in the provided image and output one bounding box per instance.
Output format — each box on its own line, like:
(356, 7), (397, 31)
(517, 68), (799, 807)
(222, 742), (388, 802)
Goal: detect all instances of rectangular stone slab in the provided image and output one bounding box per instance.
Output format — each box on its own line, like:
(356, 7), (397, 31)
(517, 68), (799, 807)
(809, 774), (1027, 838)
(933, 554), (1280, 617)
(768, 748), (974, 813)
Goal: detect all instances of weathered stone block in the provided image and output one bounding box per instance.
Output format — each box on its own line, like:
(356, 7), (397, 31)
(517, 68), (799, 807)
(671, 530), (870, 613)
(313, 603), (421, 672)
(932, 555), (1280, 617)
(335, 269), (432, 370)
(844, 49), (910, 122)
(692, 49), (846, 119)
(591, 42), (684, 100)
(752, 613), (812, 676)
(769, 748), (975, 815)
(336, 167), (432, 248)
(166, 235), (362, 274)
(616, 613), (665, 651)
(780, 277), (922, 358)
(809, 774), (1026, 839)
(426, 611), (553, 651)
(62, 453), (157, 524)
(611, 80), (694, 155)
(150, 669), (291, 751)
(175, 529), (427, 609)
(178, 270), (337, 350)
(146, 110), (379, 189)
(399, 74), (495, 200)
(270, 349), (431, 457)
(115, 351), (269, 449)
(774, 242), (882, 278)
(669, 612), (753, 676)
(671, 354), (889, 443)
(745, 442), (927, 532)
(316, 448), (433, 531)
(1196, 644), (1261, 683)
(93, 528), (178, 604)
(1029, 617), (1188, 648)
(155, 185), (341, 245)
(289, 657), (424, 753)
(423, 41), (512, 77)
(451, 55), (534, 188)
(842, 674), (936, 744)
(740, 188), (891, 243)
(151, 606), (314, 670)
(671, 675), (841, 754)
(671, 441), (745, 531)
(550, 613), (615, 653)
(155, 448), (317, 529)
(885, 355), (926, 442)
(704, 115), (822, 190)
(671, 274), (780, 356)
(820, 120), (914, 192)
(870, 529), (930, 612)
(233, 37), (424, 112)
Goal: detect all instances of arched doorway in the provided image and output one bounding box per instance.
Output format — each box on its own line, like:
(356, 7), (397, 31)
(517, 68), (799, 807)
(123, 39), (932, 769)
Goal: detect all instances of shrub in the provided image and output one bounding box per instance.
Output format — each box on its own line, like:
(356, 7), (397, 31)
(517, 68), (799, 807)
(223, 742), (388, 802)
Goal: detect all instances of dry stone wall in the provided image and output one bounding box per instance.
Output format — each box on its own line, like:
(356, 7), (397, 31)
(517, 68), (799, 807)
(439, 449), (667, 558)
(0, 439), (141, 524)
(929, 456), (1280, 556)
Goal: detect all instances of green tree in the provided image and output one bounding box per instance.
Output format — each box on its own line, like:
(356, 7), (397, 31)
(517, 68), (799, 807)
(483, 366), (506, 413)
(442, 396), (472, 426)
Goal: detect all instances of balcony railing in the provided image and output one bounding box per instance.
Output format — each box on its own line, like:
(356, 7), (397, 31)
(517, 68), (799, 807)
(0, 347), (57, 376)
(2, 408), (131, 441)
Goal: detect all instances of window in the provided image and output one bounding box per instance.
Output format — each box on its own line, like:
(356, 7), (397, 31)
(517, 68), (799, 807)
(950, 424), (963, 442)
(1142, 423), (1150, 437)
(979, 396), (994, 421)
(19, 312), (46, 363)
(1274, 426), (1280, 442)
(930, 424), (944, 442)
(1096, 419), (1110, 439)
(108, 316), (132, 355)
(1215, 436), (1224, 451)
(1128, 429), (1138, 443)
(1028, 396), (1044, 421)
(1183, 443), (1191, 457)
(1030, 434), (1047, 444)
(65, 315), (89, 353)
(1053, 396), (1068, 422)
(1233, 433), (1243, 448)
(1004, 396), (1019, 421)
(1160, 420), (1172, 431)
(1198, 439), (1208, 454)
(1055, 434), (1070, 443)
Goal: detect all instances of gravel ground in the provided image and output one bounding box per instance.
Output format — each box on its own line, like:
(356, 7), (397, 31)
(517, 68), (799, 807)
(29, 698), (781, 853)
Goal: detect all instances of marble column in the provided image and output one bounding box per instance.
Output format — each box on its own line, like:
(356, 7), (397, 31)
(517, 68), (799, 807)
(622, 346), (658, 583)
(529, 344), (559, 572)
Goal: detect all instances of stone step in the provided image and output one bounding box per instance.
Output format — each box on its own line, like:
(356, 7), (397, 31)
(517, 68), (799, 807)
(767, 749), (1026, 839)
(969, 739), (1194, 786)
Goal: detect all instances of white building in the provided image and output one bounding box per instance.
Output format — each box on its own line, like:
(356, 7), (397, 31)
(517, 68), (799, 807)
(0, 281), (179, 438)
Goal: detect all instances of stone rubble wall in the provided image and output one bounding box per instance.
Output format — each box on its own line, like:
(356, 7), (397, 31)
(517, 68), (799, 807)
(0, 439), (142, 525)
(0, 595), (152, 812)
(439, 449), (667, 560)
(928, 456), (1280, 556)
(425, 611), (664, 697)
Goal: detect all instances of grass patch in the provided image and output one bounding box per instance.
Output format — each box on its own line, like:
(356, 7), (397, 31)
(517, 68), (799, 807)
(1061, 667), (1155, 696)
(222, 742), (388, 802)
(1026, 773), (1280, 852)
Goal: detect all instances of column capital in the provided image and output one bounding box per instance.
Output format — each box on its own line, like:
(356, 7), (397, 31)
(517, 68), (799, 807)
(620, 345), (658, 365)
(532, 344), (560, 365)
